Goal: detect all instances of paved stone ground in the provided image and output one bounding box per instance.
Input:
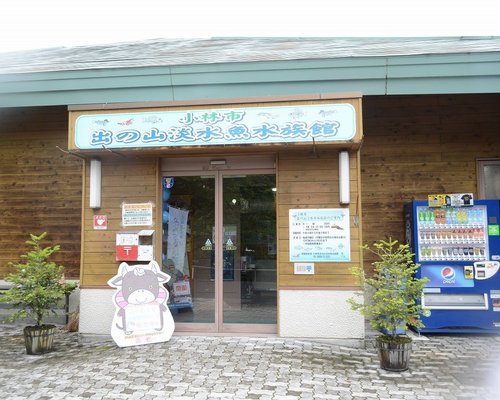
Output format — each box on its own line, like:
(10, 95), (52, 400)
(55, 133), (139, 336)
(1, 323), (499, 400)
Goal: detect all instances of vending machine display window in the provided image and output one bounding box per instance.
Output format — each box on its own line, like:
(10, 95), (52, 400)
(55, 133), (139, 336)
(415, 205), (489, 262)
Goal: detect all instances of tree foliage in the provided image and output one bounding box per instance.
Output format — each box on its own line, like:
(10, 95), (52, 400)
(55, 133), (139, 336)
(348, 238), (430, 339)
(0, 232), (77, 326)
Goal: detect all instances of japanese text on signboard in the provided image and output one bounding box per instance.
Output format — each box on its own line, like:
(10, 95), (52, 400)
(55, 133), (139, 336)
(74, 104), (356, 149)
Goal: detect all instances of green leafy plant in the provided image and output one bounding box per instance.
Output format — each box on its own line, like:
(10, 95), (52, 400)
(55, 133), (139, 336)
(348, 238), (430, 341)
(0, 232), (77, 327)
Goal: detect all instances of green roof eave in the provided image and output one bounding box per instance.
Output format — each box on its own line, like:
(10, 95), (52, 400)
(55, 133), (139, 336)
(1, 51), (500, 108)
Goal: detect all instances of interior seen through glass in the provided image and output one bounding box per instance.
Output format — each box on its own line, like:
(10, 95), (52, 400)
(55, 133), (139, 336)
(161, 174), (277, 327)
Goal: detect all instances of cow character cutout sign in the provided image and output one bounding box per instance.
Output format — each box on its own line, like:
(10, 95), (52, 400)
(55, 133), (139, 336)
(108, 260), (175, 347)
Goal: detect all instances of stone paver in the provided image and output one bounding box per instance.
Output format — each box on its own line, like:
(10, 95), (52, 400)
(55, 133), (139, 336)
(0, 324), (499, 399)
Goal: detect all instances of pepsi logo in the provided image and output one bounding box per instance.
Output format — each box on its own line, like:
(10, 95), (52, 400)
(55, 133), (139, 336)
(441, 267), (455, 280)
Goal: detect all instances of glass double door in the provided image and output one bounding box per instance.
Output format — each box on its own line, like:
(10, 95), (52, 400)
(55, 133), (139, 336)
(161, 160), (276, 333)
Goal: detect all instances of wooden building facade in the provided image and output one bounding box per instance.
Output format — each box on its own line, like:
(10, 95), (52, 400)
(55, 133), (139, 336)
(0, 106), (82, 279)
(1, 37), (499, 341)
(70, 94), (364, 338)
(361, 94), (500, 267)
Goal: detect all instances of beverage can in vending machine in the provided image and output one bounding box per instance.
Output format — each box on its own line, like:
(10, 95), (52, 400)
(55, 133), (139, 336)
(418, 210), (425, 224)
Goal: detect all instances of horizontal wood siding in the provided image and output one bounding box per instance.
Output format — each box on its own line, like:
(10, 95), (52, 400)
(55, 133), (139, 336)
(277, 149), (361, 288)
(361, 93), (500, 268)
(0, 106), (82, 278)
(80, 156), (158, 287)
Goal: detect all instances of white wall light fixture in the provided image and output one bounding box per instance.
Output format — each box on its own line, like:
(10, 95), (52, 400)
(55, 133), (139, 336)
(339, 150), (350, 205)
(89, 158), (102, 209)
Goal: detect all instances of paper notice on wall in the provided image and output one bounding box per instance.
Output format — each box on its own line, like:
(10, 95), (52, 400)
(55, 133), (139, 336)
(289, 208), (351, 262)
(166, 206), (189, 275)
(122, 202), (153, 226)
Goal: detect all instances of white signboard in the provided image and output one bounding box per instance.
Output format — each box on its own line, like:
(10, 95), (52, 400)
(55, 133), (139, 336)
(289, 208), (350, 262)
(122, 203), (153, 226)
(73, 103), (357, 149)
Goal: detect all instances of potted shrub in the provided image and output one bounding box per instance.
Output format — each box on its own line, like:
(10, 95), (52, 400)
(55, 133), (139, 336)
(0, 232), (77, 354)
(348, 238), (429, 371)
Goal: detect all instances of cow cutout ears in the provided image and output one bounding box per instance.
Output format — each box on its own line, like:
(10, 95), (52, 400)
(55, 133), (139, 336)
(108, 260), (175, 347)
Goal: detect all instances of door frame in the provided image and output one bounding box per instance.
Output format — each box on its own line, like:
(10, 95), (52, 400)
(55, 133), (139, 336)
(160, 155), (277, 334)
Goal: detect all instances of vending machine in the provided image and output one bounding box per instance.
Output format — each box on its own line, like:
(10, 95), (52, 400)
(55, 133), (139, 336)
(404, 197), (500, 333)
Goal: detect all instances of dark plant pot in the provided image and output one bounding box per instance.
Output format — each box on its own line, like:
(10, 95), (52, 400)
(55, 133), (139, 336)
(23, 325), (56, 355)
(376, 335), (412, 372)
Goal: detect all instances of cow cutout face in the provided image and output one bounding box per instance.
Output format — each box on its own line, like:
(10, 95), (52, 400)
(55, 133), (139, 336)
(110, 262), (168, 305)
